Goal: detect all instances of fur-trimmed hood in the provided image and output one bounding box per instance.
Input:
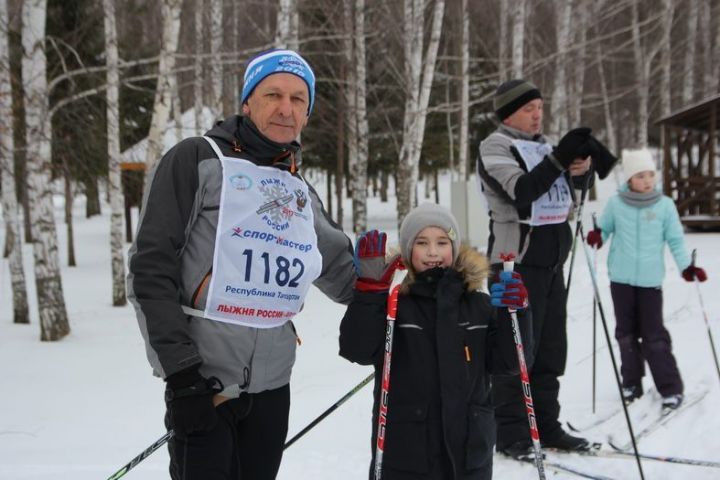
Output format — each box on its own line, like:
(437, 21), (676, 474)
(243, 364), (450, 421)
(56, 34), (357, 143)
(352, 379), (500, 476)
(393, 244), (489, 293)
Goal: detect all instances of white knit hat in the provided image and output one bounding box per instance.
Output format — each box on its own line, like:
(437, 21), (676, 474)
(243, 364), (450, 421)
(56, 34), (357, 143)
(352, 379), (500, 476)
(622, 149), (656, 181)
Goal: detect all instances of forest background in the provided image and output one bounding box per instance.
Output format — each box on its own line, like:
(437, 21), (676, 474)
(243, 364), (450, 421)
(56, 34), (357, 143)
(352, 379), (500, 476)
(1, 0), (719, 341)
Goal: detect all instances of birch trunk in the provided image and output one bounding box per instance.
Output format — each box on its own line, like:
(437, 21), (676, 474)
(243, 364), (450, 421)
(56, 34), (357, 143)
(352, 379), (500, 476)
(209, 0), (223, 119)
(396, 0), (445, 225)
(568, 0), (586, 128)
(682, 0), (698, 104)
(21, 0), (70, 340)
(342, 0), (358, 230)
(352, 0), (369, 234)
(549, 0), (571, 137)
(275, 0), (299, 50)
(498, 0), (508, 80)
(631, 0), (649, 147)
(713, 1), (720, 94)
(194, 1), (204, 134)
(510, 0), (525, 77)
(458, 0), (469, 180)
(103, 0), (126, 306)
(144, 0), (182, 184)
(595, 36), (616, 154)
(660, 0), (674, 117)
(0, 0), (29, 324)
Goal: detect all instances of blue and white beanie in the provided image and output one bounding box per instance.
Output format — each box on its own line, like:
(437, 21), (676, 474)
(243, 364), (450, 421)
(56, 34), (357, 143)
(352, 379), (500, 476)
(240, 49), (316, 116)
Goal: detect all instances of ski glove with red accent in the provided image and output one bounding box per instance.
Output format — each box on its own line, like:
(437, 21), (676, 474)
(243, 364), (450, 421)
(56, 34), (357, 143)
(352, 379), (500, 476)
(353, 230), (402, 293)
(682, 265), (707, 282)
(586, 228), (603, 249)
(490, 271), (529, 310)
(165, 366), (223, 436)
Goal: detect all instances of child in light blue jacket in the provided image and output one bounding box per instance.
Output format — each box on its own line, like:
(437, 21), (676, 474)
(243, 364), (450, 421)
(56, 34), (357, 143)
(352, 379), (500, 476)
(586, 149), (707, 412)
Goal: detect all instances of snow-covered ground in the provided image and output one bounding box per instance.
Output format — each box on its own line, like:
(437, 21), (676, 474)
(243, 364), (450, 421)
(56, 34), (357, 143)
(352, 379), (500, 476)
(1, 171), (719, 479)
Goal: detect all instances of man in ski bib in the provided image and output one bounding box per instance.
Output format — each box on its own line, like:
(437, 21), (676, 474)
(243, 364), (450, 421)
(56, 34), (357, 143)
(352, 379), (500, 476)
(476, 79), (598, 458)
(128, 49), (356, 480)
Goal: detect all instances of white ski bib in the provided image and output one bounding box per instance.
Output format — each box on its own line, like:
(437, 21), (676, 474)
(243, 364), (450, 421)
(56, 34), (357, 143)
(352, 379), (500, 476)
(202, 137), (322, 328)
(512, 139), (572, 226)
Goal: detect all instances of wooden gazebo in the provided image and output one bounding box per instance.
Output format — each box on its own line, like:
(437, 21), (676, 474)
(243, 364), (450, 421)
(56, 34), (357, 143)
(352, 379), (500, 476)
(657, 95), (720, 229)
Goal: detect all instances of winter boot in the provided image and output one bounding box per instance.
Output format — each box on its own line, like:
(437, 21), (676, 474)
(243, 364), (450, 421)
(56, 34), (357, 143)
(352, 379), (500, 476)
(541, 432), (591, 452)
(621, 385), (643, 405)
(661, 394), (683, 415)
(498, 440), (540, 461)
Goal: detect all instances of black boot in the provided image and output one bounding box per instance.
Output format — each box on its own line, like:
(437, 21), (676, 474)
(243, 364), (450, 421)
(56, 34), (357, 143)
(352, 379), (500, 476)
(621, 385), (643, 405)
(541, 432), (591, 452)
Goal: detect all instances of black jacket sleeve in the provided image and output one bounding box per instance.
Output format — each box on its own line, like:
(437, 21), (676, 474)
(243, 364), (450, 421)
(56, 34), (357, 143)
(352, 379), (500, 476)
(339, 290), (388, 365)
(512, 154), (565, 208)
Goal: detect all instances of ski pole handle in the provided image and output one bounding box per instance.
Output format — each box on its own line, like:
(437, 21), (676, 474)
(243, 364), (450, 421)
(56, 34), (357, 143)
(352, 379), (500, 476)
(692, 248), (697, 267)
(592, 212), (599, 231)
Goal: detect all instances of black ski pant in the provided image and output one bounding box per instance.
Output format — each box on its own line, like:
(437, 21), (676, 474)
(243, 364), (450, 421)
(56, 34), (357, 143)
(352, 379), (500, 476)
(610, 282), (683, 396)
(492, 264), (567, 449)
(166, 383), (290, 480)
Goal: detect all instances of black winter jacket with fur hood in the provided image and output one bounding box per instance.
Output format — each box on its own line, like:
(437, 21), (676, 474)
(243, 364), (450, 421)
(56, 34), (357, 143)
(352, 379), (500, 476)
(339, 246), (532, 480)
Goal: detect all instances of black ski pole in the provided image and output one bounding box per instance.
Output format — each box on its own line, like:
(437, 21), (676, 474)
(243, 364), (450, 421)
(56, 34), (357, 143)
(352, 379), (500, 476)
(565, 172), (593, 294)
(106, 431), (173, 480)
(107, 372), (375, 478)
(284, 372), (374, 449)
(580, 230), (645, 480)
(690, 249), (720, 386)
(591, 213), (599, 414)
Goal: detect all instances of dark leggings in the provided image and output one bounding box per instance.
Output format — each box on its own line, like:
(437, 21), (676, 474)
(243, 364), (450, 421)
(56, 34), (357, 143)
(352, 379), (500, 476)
(167, 384), (290, 480)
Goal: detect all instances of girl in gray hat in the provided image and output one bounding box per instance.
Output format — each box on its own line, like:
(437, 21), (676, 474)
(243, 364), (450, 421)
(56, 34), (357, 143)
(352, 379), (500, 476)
(339, 203), (532, 479)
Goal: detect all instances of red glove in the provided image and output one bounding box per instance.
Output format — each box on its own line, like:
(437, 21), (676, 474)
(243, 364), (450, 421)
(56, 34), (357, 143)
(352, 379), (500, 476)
(682, 265), (707, 282)
(354, 230), (403, 292)
(586, 228), (603, 249)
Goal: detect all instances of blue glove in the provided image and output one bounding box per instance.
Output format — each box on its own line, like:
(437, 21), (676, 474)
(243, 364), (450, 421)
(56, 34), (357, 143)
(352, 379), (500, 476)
(490, 271), (529, 310)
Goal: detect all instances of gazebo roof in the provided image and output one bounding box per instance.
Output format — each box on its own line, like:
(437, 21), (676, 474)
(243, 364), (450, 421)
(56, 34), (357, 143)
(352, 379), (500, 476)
(656, 94), (720, 131)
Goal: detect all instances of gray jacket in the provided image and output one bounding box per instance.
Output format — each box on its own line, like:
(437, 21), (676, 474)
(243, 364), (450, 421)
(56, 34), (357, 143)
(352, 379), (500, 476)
(477, 125), (583, 268)
(128, 116), (356, 396)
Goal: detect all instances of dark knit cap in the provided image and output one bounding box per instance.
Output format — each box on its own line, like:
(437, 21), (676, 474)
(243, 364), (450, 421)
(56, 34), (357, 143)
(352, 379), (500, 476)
(493, 79), (542, 121)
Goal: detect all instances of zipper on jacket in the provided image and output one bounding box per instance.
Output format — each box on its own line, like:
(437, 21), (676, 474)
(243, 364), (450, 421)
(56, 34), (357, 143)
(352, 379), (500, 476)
(191, 268), (212, 309)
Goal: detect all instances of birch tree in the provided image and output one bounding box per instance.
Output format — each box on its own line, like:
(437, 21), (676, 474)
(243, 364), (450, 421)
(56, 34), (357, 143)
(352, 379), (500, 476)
(510, 0), (525, 77)
(275, 0), (299, 50)
(194, 1), (204, 134)
(396, 0), (445, 225)
(144, 0), (182, 183)
(209, 0), (223, 119)
(568, 0), (587, 128)
(630, 0), (664, 147)
(549, 0), (572, 137)
(103, 0), (126, 306)
(1, 0), (29, 324)
(343, 0), (369, 234)
(457, 0), (469, 181)
(21, 0), (70, 340)
(498, 0), (508, 80)
(682, 0), (698, 104)
(659, 0), (674, 117)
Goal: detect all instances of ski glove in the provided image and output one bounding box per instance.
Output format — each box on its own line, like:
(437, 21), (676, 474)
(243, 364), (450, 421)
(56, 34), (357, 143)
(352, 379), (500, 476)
(681, 265), (707, 282)
(586, 228), (603, 249)
(165, 366), (224, 436)
(353, 229), (402, 293)
(587, 135), (618, 180)
(490, 271), (529, 310)
(553, 127), (592, 169)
